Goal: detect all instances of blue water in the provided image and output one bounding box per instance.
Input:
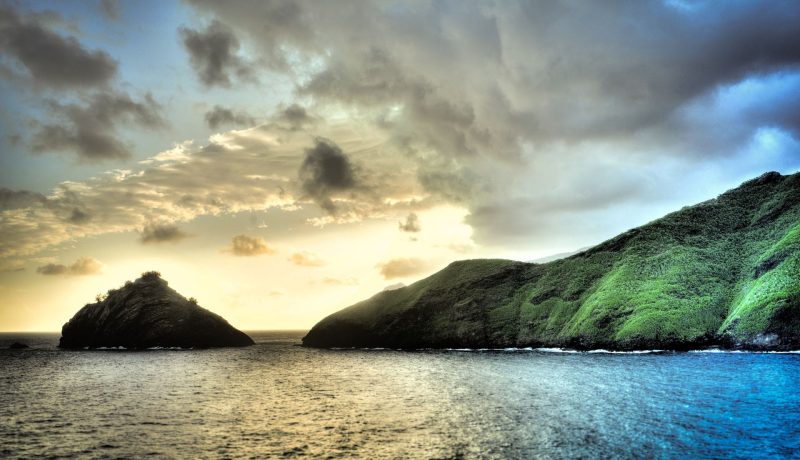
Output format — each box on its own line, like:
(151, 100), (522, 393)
(1, 331), (799, 458)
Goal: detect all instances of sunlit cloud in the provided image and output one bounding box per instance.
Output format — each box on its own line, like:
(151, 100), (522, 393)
(0, 119), (420, 265)
(289, 251), (325, 267)
(322, 277), (358, 286)
(377, 258), (429, 280)
(228, 235), (275, 256)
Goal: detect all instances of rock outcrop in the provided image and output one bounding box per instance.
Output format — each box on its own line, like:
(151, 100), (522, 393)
(59, 272), (254, 349)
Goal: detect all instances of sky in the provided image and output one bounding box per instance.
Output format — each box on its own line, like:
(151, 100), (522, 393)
(1, 0), (799, 332)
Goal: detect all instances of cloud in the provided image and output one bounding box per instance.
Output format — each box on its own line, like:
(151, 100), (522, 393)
(377, 257), (428, 280)
(282, 104), (308, 123)
(298, 138), (357, 214)
(289, 251), (325, 267)
(204, 105), (255, 129)
(187, 1), (800, 246)
(1, 188), (92, 225)
(68, 208), (91, 224)
(186, 0), (306, 71)
(322, 277), (358, 286)
(0, 5), (167, 165)
(0, 188), (45, 210)
(31, 91), (165, 161)
(229, 234), (275, 256)
(180, 20), (254, 87)
(139, 223), (190, 244)
(398, 212), (420, 233)
(1, 1), (797, 279)
(99, 0), (120, 21)
(277, 104), (312, 129)
(441, 242), (475, 254)
(37, 257), (103, 276)
(0, 123), (413, 264)
(0, 4), (117, 88)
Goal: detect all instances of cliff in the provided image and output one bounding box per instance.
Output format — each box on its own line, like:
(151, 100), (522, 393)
(303, 171), (800, 351)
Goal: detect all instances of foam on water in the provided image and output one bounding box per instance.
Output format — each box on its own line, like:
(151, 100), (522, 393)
(689, 348), (800, 354)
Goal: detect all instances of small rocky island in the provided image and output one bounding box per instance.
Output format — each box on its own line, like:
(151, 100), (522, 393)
(59, 271), (254, 349)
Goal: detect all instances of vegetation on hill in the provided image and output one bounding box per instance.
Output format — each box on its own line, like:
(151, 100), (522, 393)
(303, 172), (800, 350)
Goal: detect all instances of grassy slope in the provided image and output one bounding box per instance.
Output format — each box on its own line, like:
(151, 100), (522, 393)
(303, 172), (800, 350)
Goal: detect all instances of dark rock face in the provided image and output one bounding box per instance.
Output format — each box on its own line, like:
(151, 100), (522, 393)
(59, 272), (254, 349)
(8, 342), (29, 349)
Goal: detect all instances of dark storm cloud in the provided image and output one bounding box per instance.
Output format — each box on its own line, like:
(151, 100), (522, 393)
(187, 0), (307, 71)
(0, 4), (117, 88)
(276, 104), (313, 129)
(204, 105), (255, 129)
(300, 48), (485, 160)
(187, 0), (800, 246)
(282, 104), (308, 124)
(180, 20), (254, 87)
(0, 188), (45, 210)
(298, 138), (356, 214)
(398, 213), (420, 233)
(31, 91), (165, 161)
(139, 223), (190, 244)
(68, 208), (91, 224)
(37, 257), (102, 276)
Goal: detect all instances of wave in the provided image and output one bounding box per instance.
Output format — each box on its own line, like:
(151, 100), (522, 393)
(585, 349), (665, 354)
(450, 347), (800, 354)
(328, 346), (800, 354)
(689, 348), (800, 354)
(533, 347), (580, 354)
(441, 347), (666, 354)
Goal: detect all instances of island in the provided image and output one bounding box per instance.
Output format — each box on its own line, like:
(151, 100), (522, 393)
(59, 271), (254, 349)
(303, 171), (800, 351)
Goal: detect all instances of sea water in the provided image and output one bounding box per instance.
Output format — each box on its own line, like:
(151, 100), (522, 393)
(1, 331), (798, 458)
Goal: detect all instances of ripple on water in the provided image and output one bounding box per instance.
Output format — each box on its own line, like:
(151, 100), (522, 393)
(1, 331), (799, 458)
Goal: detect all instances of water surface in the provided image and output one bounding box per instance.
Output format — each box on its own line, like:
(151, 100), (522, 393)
(1, 331), (799, 458)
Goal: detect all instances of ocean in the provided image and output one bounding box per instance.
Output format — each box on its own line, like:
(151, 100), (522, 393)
(1, 331), (799, 459)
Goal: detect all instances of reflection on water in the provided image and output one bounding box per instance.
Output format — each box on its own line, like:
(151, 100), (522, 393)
(1, 331), (799, 458)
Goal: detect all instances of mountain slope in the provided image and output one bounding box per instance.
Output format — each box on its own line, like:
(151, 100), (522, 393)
(303, 171), (800, 350)
(59, 271), (254, 349)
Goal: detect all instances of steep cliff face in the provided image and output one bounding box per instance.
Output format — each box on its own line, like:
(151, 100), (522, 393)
(59, 272), (254, 349)
(303, 172), (800, 351)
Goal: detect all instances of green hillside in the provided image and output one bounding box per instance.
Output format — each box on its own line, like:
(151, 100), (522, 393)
(303, 172), (800, 351)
